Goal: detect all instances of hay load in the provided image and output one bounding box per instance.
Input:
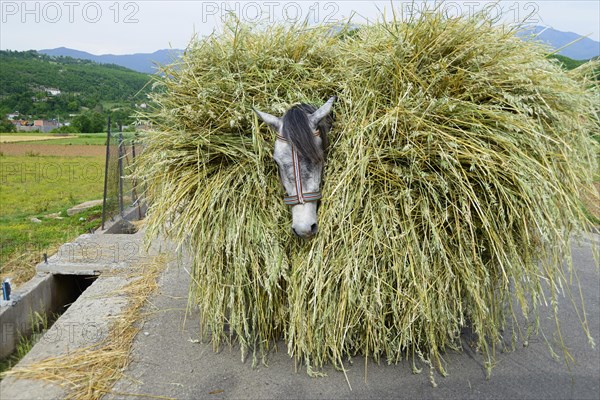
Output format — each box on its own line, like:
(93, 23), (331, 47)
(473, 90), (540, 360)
(136, 11), (599, 377)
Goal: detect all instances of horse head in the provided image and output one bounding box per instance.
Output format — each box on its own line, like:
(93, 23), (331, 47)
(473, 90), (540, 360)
(254, 96), (336, 238)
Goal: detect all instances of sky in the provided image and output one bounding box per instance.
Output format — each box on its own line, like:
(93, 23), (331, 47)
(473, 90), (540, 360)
(1, 1), (599, 54)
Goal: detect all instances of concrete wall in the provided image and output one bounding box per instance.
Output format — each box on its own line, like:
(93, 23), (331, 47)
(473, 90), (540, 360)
(0, 274), (94, 359)
(0, 274), (54, 358)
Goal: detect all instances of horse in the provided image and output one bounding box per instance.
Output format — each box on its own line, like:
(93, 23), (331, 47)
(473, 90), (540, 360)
(254, 96), (336, 238)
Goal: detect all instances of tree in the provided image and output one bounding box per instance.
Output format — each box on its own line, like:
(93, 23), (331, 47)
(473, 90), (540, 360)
(0, 119), (16, 132)
(71, 114), (91, 133)
(90, 112), (106, 133)
(110, 107), (134, 127)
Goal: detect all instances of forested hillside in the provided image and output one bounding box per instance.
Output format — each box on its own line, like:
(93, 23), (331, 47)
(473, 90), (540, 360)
(0, 49), (595, 133)
(0, 50), (151, 128)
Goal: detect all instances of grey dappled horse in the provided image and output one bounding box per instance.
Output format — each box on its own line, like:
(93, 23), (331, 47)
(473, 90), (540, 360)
(254, 96), (336, 238)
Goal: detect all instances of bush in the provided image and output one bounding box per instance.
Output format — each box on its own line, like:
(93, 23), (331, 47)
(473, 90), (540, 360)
(0, 119), (16, 133)
(51, 125), (79, 134)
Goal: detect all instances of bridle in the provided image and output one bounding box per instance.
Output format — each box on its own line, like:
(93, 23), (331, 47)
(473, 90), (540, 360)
(276, 130), (322, 206)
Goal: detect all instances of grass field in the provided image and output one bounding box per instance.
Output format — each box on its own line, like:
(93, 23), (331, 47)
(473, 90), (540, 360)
(37, 134), (108, 145)
(0, 132), (137, 146)
(0, 154), (106, 285)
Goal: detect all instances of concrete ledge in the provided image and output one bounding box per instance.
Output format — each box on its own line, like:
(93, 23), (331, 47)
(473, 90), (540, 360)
(0, 274), (53, 359)
(0, 227), (169, 399)
(0, 204), (148, 363)
(36, 262), (126, 275)
(0, 274), (132, 400)
(36, 232), (146, 275)
(0, 274), (92, 359)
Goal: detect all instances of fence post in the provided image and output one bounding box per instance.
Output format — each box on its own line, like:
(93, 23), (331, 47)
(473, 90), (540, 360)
(131, 139), (143, 220)
(101, 116), (111, 230)
(118, 125), (124, 217)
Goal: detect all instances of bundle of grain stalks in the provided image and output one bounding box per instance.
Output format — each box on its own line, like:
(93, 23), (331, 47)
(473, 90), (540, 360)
(135, 11), (599, 378)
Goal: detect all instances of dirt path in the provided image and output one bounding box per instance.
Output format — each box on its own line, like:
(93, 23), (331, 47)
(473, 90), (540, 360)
(0, 135), (70, 143)
(0, 143), (105, 157)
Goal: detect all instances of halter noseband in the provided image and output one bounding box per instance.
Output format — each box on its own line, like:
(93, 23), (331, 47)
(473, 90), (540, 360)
(276, 131), (322, 206)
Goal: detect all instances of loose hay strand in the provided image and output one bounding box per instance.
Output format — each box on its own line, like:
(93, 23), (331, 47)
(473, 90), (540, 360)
(135, 10), (599, 378)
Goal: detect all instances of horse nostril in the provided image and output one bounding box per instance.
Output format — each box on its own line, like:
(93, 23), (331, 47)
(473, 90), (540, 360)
(310, 223), (318, 235)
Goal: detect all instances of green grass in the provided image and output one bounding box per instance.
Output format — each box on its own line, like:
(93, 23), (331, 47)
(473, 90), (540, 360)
(1, 155), (105, 216)
(0, 154), (105, 284)
(46, 133), (136, 145)
(40, 134), (108, 145)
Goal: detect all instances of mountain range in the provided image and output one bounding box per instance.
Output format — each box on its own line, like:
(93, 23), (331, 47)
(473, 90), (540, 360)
(517, 26), (599, 60)
(39, 47), (183, 74)
(34, 25), (600, 74)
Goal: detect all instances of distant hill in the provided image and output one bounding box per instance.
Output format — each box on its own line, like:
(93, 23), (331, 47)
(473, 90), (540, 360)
(39, 47), (183, 74)
(37, 26), (599, 73)
(0, 50), (150, 122)
(518, 26), (600, 60)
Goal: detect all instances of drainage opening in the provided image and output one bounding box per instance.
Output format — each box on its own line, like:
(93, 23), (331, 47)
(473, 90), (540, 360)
(52, 274), (98, 311)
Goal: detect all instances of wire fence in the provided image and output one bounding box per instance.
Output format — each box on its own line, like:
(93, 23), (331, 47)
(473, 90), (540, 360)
(101, 117), (144, 229)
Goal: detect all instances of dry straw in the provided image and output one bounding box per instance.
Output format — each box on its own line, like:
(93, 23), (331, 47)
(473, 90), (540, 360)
(135, 10), (599, 379)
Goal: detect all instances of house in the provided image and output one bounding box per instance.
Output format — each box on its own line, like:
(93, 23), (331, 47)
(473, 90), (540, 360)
(34, 120), (60, 132)
(46, 88), (61, 96)
(14, 120), (60, 133)
(12, 120), (36, 132)
(6, 112), (20, 120)
(11, 119), (30, 127)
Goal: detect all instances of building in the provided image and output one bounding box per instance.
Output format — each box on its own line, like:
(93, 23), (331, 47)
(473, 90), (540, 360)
(34, 120), (60, 132)
(13, 120), (60, 133)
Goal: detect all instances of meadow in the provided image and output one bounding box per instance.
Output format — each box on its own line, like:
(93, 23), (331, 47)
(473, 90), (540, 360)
(0, 136), (106, 286)
(0, 132), (136, 146)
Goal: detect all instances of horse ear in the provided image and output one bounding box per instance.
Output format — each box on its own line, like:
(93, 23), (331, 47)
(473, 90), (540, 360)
(253, 108), (282, 131)
(309, 96), (337, 125)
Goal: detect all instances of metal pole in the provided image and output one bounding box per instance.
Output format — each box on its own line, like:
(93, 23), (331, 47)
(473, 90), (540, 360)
(101, 116), (111, 230)
(118, 125), (124, 216)
(130, 140), (143, 219)
(131, 140), (136, 204)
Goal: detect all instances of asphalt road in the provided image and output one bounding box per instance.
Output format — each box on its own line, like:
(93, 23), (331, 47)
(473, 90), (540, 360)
(110, 240), (599, 400)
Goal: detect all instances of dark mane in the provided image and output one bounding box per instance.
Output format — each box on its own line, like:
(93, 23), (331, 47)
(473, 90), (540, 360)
(281, 103), (331, 164)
